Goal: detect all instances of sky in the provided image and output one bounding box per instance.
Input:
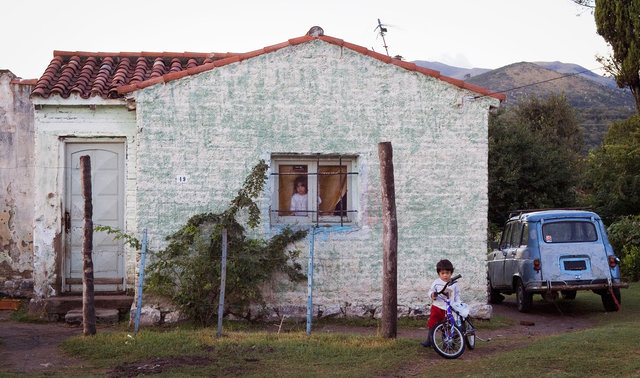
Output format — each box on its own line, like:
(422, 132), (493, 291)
(1, 0), (610, 80)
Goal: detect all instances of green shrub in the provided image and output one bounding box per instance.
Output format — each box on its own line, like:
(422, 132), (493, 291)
(607, 215), (640, 281)
(145, 160), (308, 326)
(621, 245), (640, 282)
(98, 160), (309, 326)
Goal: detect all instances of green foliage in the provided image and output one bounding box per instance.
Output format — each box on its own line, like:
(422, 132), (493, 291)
(582, 115), (640, 223)
(607, 215), (640, 281)
(595, 0), (640, 113)
(512, 94), (584, 154)
(621, 245), (640, 282)
(94, 225), (142, 250)
(144, 160), (308, 326)
(488, 95), (583, 227)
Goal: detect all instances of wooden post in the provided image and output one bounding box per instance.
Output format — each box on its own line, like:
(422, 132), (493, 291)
(80, 155), (96, 336)
(378, 142), (397, 338)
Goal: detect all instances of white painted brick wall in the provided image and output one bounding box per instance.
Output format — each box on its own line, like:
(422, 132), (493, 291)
(134, 40), (499, 313)
(32, 105), (137, 297)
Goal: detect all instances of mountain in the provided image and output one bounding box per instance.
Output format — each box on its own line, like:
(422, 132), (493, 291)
(412, 60), (490, 80)
(534, 61), (618, 88)
(416, 61), (635, 151)
(465, 61), (634, 109)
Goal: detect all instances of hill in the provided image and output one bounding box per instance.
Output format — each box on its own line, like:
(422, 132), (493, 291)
(464, 62), (635, 151)
(533, 61), (617, 88)
(412, 60), (490, 79)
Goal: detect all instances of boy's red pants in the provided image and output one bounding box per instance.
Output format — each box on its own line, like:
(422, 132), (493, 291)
(427, 305), (446, 328)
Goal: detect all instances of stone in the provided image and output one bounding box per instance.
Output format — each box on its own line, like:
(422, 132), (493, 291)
(130, 307), (161, 327)
(65, 308), (119, 325)
(470, 304), (492, 320)
(163, 311), (183, 324)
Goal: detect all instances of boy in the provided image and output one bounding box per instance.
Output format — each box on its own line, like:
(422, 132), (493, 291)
(422, 259), (460, 347)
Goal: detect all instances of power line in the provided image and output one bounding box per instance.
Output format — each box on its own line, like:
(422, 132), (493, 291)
(473, 65), (609, 100)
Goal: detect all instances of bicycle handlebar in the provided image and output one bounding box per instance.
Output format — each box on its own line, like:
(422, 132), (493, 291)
(436, 274), (462, 295)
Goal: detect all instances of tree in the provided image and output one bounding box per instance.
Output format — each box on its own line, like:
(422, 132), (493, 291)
(594, 0), (640, 114)
(583, 115), (640, 224)
(570, 0), (595, 8)
(488, 95), (583, 228)
(512, 94), (584, 154)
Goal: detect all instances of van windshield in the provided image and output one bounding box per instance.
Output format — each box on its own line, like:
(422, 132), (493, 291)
(542, 221), (598, 243)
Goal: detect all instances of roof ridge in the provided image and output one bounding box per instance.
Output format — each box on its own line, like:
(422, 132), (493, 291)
(116, 35), (505, 101)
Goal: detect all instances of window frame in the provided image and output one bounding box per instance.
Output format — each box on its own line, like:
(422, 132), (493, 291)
(270, 154), (358, 226)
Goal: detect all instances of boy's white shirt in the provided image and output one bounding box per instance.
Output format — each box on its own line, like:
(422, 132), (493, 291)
(428, 278), (461, 310)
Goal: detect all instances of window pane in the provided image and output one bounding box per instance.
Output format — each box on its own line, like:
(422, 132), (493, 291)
(318, 165), (347, 216)
(521, 223), (529, 246)
(542, 221), (598, 243)
(500, 223), (513, 249)
(510, 223), (522, 247)
(279, 164), (308, 216)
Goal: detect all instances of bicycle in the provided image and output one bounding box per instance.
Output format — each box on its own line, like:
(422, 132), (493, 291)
(431, 274), (476, 358)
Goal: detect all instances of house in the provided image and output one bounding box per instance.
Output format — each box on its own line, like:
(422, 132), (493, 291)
(24, 28), (503, 321)
(0, 70), (36, 298)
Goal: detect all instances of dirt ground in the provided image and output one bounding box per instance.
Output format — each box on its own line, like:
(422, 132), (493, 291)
(0, 296), (598, 376)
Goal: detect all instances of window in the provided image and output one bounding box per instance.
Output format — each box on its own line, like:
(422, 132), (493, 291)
(542, 221), (598, 243)
(520, 223), (529, 246)
(271, 154), (358, 225)
(509, 222), (523, 247)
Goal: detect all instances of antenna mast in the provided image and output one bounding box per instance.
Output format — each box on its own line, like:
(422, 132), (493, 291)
(375, 18), (390, 56)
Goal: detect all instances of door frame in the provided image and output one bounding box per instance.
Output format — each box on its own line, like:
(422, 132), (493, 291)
(61, 137), (127, 293)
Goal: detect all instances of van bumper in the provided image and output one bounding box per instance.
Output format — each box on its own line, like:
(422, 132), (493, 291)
(526, 279), (629, 292)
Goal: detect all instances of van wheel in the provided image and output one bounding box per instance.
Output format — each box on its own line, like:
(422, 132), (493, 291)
(600, 288), (621, 312)
(561, 290), (576, 300)
(516, 279), (532, 312)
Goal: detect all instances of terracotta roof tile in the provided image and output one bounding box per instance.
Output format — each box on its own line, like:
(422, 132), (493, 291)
(32, 35), (505, 101)
(32, 51), (232, 99)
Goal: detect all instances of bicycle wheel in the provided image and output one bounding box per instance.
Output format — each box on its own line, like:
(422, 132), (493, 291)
(461, 317), (476, 350)
(432, 320), (465, 359)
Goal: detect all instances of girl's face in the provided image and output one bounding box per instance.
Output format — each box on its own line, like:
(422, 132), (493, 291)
(296, 182), (307, 195)
(438, 270), (452, 282)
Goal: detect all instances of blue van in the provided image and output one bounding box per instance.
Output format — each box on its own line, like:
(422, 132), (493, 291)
(487, 209), (628, 312)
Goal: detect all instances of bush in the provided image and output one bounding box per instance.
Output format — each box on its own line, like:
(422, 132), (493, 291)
(145, 214), (307, 326)
(607, 215), (640, 281)
(144, 160), (309, 326)
(621, 245), (640, 282)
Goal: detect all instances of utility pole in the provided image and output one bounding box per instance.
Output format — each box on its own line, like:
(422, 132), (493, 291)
(80, 155), (96, 336)
(378, 142), (397, 338)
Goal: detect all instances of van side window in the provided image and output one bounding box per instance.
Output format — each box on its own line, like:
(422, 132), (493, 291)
(500, 222), (514, 249)
(509, 222), (523, 247)
(520, 223), (529, 246)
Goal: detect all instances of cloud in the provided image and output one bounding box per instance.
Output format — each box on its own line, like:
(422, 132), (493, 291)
(436, 53), (474, 69)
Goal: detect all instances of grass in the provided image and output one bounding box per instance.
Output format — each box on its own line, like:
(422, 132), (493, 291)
(7, 299), (49, 323)
(58, 282), (640, 377)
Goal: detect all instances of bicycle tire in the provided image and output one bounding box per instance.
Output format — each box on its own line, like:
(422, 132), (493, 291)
(462, 317), (476, 350)
(432, 320), (465, 359)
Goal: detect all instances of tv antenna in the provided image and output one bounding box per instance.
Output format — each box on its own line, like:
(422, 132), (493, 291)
(374, 18), (390, 56)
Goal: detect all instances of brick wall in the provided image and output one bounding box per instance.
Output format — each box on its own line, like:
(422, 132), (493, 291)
(134, 40), (499, 317)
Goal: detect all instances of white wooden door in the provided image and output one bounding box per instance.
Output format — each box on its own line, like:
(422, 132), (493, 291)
(64, 142), (125, 292)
